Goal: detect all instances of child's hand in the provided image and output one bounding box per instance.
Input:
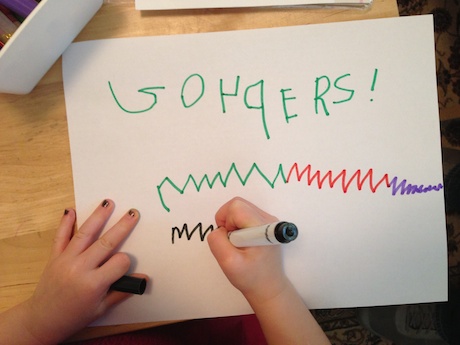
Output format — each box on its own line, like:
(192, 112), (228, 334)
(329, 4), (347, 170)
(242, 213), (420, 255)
(208, 197), (330, 345)
(207, 197), (289, 305)
(21, 199), (146, 344)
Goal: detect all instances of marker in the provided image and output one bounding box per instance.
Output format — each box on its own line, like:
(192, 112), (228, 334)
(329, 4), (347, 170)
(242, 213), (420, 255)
(110, 276), (147, 295)
(0, 0), (38, 18)
(228, 221), (298, 247)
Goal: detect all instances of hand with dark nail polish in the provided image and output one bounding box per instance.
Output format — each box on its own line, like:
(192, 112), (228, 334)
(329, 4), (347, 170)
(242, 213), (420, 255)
(0, 200), (147, 345)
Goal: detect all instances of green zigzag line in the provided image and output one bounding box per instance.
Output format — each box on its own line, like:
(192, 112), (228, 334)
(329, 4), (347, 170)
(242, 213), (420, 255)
(156, 162), (287, 212)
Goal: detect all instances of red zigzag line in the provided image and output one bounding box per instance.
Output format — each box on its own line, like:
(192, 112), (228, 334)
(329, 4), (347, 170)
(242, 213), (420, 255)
(286, 163), (391, 193)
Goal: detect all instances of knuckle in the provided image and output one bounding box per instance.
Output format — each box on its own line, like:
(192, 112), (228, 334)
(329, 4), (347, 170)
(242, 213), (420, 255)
(228, 198), (244, 213)
(73, 229), (90, 241)
(98, 236), (115, 251)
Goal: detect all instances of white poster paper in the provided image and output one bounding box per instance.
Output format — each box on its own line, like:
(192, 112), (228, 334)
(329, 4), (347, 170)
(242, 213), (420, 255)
(63, 15), (447, 326)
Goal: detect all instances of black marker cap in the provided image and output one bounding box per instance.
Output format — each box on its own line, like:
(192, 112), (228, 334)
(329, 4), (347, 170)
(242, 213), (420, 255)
(274, 222), (298, 243)
(110, 276), (147, 295)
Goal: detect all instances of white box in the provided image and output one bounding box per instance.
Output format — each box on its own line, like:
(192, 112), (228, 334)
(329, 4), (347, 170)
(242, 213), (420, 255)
(0, 0), (103, 94)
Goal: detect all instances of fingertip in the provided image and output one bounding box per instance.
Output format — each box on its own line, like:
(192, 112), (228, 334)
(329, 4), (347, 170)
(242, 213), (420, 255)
(62, 208), (76, 233)
(63, 207), (76, 220)
(131, 272), (149, 282)
(127, 208), (141, 222)
(52, 208), (76, 257)
(103, 290), (133, 310)
(99, 199), (116, 217)
(113, 252), (132, 272)
(101, 199), (113, 209)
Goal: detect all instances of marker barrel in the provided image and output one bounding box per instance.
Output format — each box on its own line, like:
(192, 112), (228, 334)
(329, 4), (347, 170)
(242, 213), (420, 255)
(110, 276), (147, 295)
(228, 221), (298, 247)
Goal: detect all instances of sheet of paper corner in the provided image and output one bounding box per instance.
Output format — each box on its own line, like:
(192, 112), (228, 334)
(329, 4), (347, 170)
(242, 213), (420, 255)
(134, 0), (372, 10)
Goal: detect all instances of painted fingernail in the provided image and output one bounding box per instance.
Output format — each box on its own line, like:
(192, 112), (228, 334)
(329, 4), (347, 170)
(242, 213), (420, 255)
(128, 209), (136, 217)
(101, 199), (110, 208)
(64, 209), (70, 215)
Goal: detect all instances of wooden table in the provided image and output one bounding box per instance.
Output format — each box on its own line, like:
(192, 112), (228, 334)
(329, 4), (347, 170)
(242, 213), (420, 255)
(0, 0), (399, 340)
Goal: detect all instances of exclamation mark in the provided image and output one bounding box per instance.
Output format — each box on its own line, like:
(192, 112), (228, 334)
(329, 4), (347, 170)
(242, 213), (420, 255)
(370, 68), (378, 102)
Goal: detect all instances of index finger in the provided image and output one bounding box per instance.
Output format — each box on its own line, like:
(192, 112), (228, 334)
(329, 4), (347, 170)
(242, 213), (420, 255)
(66, 199), (115, 255)
(81, 208), (140, 269)
(215, 197), (278, 231)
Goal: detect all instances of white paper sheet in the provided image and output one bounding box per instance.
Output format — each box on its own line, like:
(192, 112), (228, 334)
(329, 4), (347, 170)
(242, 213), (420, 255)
(135, 0), (372, 11)
(63, 15), (447, 326)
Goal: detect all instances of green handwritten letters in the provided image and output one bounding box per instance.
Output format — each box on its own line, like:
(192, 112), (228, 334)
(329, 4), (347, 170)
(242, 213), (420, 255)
(108, 69), (378, 140)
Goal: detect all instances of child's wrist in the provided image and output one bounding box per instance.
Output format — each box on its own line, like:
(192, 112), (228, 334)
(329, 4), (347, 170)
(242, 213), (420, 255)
(243, 275), (291, 308)
(8, 300), (48, 345)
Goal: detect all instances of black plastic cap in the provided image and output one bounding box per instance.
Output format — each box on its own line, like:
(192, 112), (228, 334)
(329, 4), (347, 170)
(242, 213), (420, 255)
(110, 276), (147, 295)
(274, 222), (298, 243)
